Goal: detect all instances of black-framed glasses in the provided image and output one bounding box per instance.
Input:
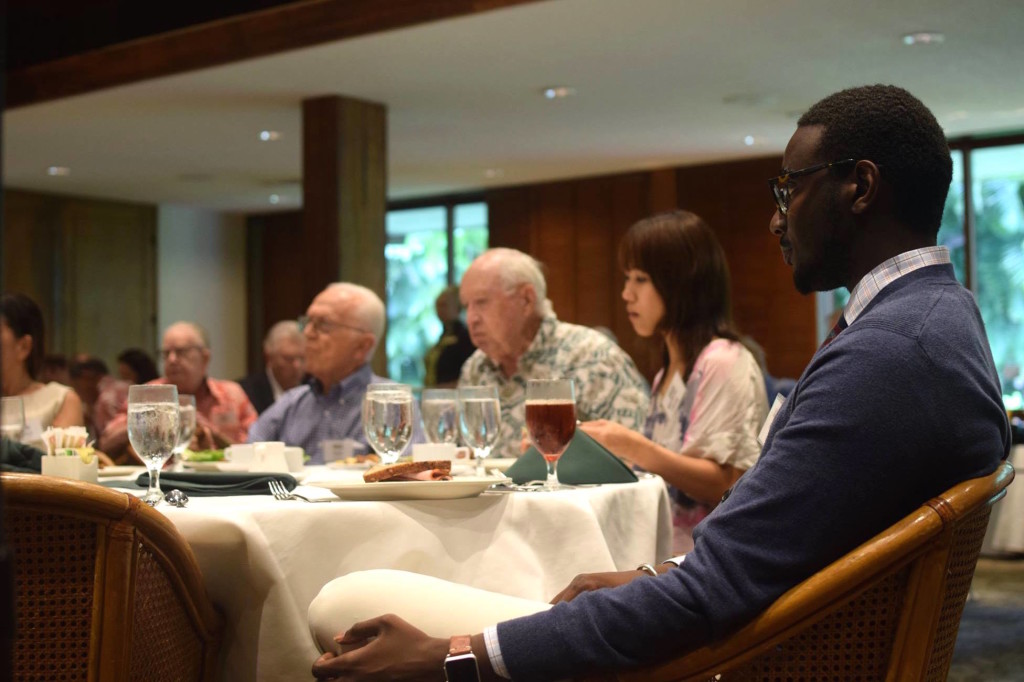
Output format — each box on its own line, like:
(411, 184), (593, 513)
(768, 158), (855, 215)
(297, 315), (368, 336)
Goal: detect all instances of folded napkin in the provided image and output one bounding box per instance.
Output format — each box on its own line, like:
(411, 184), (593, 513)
(505, 429), (638, 485)
(130, 471), (299, 496)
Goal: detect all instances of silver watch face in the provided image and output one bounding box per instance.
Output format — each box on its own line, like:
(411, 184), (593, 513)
(444, 652), (480, 682)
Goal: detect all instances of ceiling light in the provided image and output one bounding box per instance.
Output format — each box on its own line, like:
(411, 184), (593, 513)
(743, 136), (755, 147)
(542, 86), (576, 100)
(484, 168), (504, 179)
(47, 166), (71, 176)
(269, 194), (281, 204)
(259, 130), (281, 141)
(902, 32), (945, 46)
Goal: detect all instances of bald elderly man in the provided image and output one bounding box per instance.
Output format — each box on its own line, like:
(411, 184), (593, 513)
(238, 320), (306, 414)
(459, 248), (649, 458)
(100, 321), (258, 462)
(248, 283), (424, 464)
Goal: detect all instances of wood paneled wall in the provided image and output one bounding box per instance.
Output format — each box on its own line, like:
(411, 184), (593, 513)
(486, 158), (817, 381)
(2, 190), (157, 369)
(246, 210), (307, 372)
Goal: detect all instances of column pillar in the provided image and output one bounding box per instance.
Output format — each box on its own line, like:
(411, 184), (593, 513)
(302, 95), (388, 373)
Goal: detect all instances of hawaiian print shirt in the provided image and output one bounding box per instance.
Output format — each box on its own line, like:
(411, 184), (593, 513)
(459, 314), (649, 458)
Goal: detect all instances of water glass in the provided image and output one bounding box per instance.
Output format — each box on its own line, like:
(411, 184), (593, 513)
(171, 394), (197, 465)
(363, 383), (414, 465)
(525, 379), (576, 490)
(458, 385), (500, 476)
(421, 388), (459, 445)
(1, 396), (25, 443)
(127, 384), (180, 506)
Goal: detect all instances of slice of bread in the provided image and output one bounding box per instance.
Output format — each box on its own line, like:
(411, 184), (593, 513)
(363, 460), (452, 483)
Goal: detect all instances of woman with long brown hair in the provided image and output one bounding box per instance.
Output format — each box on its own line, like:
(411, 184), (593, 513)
(582, 210), (768, 552)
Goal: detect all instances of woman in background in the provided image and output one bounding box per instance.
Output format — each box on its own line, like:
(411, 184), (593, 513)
(582, 210), (768, 553)
(1, 293), (84, 449)
(116, 347), (159, 384)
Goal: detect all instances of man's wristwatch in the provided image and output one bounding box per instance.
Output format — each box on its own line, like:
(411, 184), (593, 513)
(444, 635), (481, 682)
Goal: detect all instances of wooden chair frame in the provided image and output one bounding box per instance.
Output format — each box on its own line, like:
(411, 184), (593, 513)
(3, 473), (223, 681)
(589, 462), (1014, 682)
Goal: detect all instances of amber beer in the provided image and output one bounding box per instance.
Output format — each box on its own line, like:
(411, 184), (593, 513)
(525, 400), (576, 462)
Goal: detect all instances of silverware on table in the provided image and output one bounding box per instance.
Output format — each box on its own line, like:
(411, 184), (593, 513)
(267, 480), (337, 502)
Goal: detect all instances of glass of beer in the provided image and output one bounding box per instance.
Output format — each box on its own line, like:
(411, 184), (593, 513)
(525, 378), (576, 490)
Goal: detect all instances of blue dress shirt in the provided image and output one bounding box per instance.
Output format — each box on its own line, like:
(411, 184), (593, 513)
(247, 365), (424, 464)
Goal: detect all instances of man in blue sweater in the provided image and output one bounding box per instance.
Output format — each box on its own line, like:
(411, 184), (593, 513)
(310, 85), (1009, 682)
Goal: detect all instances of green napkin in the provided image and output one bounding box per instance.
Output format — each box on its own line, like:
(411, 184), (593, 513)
(505, 429), (638, 485)
(121, 471), (298, 496)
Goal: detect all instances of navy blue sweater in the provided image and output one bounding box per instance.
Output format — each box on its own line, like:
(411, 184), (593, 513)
(497, 264), (1009, 680)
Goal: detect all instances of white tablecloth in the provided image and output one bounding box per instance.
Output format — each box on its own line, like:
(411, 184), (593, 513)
(982, 444), (1024, 555)
(154, 467), (672, 681)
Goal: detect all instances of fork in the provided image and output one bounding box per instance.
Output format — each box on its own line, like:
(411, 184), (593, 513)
(267, 480), (335, 503)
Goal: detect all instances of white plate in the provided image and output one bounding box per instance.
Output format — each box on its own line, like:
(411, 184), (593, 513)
(326, 460), (376, 471)
(483, 458), (518, 473)
(97, 465), (146, 477)
(308, 476), (503, 501)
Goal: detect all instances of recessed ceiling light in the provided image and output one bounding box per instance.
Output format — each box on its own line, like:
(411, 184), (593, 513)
(47, 166), (70, 176)
(269, 194), (281, 204)
(902, 31), (945, 46)
(484, 168), (505, 179)
(542, 86), (576, 100)
(743, 136), (755, 147)
(259, 130), (281, 141)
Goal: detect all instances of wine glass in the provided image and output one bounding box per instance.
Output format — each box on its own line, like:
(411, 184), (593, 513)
(421, 389), (459, 445)
(458, 385), (500, 477)
(1, 396), (25, 443)
(525, 379), (576, 491)
(362, 383), (414, 465)
(127, 384), (180, 506)
(170, 394), (197, 467)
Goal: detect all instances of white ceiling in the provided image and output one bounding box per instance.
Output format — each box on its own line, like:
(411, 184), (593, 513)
(4, 0), (1024, 213)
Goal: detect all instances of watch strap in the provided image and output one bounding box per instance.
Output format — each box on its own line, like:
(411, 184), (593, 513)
(449, 635), (472, 656)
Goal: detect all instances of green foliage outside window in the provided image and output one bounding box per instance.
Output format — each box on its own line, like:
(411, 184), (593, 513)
(384, 202), (488, 387)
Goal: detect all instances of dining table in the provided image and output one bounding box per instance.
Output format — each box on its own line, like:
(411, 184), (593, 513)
(104, 464), (673, 681)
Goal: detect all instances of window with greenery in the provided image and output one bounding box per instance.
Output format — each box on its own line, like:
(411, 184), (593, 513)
(820, 139), (1024, 410)
(970, 144), (1024, 410)
(384, 200), (487, 386)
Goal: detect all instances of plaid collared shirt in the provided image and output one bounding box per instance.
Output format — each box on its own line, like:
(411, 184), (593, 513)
(844, 246), (951, 325)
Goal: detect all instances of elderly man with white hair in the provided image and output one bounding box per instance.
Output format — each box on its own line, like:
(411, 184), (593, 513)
(459, 248), (649, 458)
(249, 283), (421, 463)
(101, 321), (258, 462)
(238, 320), (306, 414)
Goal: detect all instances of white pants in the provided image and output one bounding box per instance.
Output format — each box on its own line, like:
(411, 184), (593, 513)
(308, 570), (552, 655)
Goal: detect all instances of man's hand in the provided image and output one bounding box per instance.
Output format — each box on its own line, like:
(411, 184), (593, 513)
(190, 424), (218, 451)
(549, 569), (650, 604)
(311, 614), (449, 681)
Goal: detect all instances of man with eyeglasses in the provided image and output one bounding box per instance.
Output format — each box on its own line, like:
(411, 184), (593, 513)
(306, 85), (1008, 682)
(238, 320), (307, 414)
(101, 321), (258, 462)
(248, 283), (423, 463)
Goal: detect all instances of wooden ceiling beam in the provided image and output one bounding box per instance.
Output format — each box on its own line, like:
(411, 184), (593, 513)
(5, 0), (547, 109)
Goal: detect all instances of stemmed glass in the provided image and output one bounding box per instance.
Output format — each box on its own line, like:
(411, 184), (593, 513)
(525, 379), (576, 491)
(127, 384), (180, 506)
(421, 388), (459, 445)
(170, 394), (197, 468)
(1, 396), (26, 443)
(363, 383), (414, 465)
(458, 385), (500, 477)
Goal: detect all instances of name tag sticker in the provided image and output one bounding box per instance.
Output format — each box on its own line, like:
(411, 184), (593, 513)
(758, 395), (786, 447)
